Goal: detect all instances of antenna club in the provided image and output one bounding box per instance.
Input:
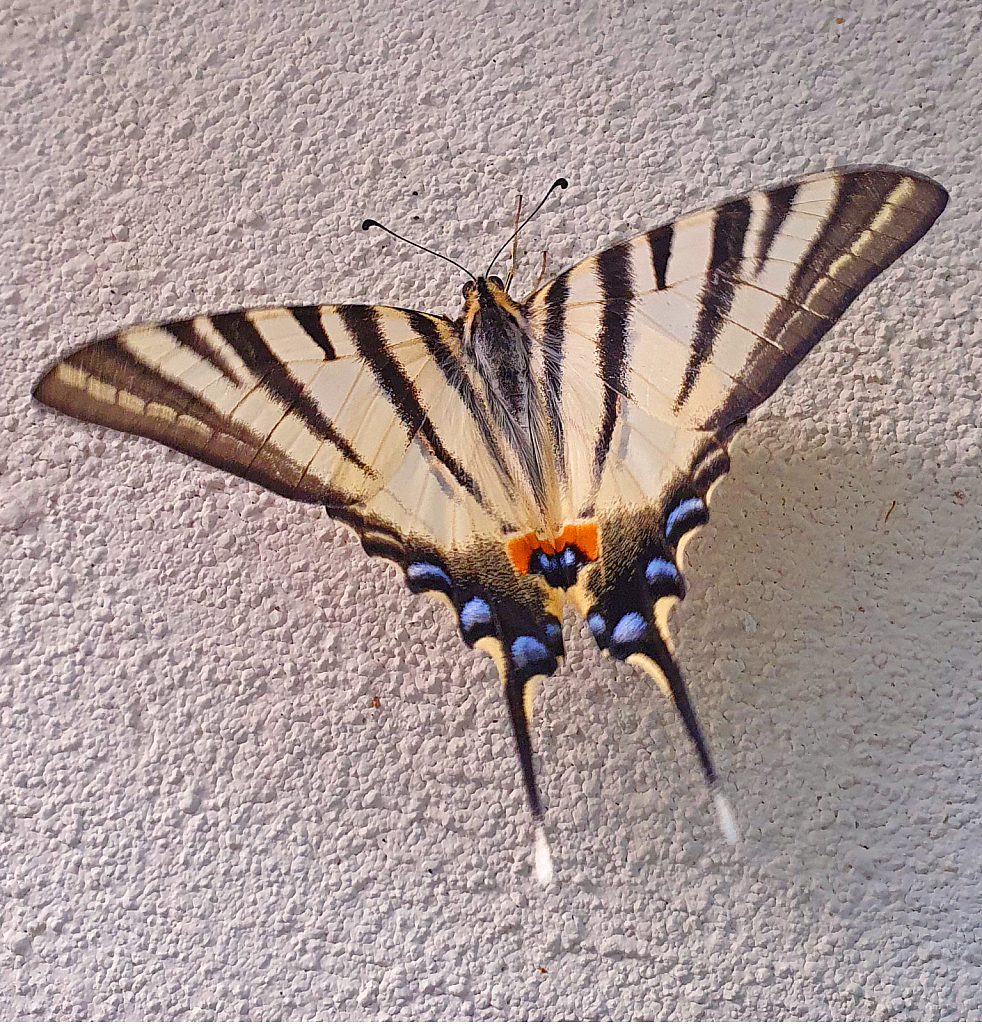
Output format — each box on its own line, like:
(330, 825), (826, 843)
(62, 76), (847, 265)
(554, 178), (569, 189)
(359, 217), (477, 280)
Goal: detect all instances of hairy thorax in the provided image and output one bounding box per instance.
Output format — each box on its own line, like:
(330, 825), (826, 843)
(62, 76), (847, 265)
(461, 277), (546, 500)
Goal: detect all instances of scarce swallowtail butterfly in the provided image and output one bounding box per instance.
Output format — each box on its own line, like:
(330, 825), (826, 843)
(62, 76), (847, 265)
(33, 166), (948, 883)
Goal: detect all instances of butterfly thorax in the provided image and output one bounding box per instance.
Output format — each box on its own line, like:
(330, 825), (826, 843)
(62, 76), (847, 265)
(461, 278), (531, 413)
(461, 277), (551, 513)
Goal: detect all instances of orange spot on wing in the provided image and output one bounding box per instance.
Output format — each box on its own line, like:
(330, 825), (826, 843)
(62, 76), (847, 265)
(507, 521), (599, 575)
(507, 532), (538, 574)
(557, 522), (599, 562)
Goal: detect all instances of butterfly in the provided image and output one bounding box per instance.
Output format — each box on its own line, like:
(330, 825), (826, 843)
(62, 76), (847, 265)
(33, 166), (948, 883)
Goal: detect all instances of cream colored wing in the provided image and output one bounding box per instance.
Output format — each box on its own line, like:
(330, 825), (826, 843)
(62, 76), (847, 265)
(34, 302), (568, 847)
(523, 166), (948, 798)
(37, 305), (504, 513)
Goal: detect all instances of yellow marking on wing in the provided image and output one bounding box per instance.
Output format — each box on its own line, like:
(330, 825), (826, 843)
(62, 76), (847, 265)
(626, 652), (672, 699)
(475, 636), (508, 683)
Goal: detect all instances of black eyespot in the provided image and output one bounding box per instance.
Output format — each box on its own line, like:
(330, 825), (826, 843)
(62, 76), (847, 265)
(488, 275), (504, 289)
(461, 281), (476, 298)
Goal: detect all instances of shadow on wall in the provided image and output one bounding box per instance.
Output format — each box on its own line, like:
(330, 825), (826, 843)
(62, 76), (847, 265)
(516, 428), (981, 981)
(623, 424), (982, 895)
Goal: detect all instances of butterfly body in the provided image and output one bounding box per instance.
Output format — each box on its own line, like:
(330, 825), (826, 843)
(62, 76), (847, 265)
(460, 276), (556, 534)
(33, 166), (948, 880)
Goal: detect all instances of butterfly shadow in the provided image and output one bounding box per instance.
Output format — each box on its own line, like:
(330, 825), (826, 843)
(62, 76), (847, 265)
(540, 426), (981, 910)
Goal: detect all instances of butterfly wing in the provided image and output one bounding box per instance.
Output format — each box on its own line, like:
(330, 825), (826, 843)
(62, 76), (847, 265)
(34, 305), (567, 825)
(524, 166), (948, 801)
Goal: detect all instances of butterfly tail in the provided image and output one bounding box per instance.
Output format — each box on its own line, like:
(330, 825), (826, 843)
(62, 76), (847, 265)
(582, 558), (739, 846)
(504, 667), (546, 821)
(402, 557), (564, 883)
(464, 590), (563, 883)
(627, 641), (715, 781)
(626, 637), (739, 845)
(503, 665), (555, 884)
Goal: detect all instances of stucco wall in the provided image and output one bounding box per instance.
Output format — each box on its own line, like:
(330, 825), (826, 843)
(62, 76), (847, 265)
(3, 0), (980, 1018)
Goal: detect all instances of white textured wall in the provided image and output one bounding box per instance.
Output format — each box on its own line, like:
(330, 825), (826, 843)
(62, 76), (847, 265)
(3, 0), (980, 1018)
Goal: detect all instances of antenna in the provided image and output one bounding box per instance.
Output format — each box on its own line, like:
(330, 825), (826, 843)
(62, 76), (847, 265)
(485, 177), (568, 279)
(362, 219), (476, 281)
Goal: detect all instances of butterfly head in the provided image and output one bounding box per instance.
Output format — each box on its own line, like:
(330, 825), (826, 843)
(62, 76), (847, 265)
(461, 276), (527, 352)
(461, 275), (504, 299)
(461, 274), (525, 317)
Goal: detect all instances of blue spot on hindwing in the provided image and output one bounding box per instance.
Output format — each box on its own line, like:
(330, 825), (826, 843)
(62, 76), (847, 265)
(612, 612), (647, 645)
(666, 497), (706, 538)
(588, 613), (606, 637)
(544, 621), (562, 643)
(646, 557), (680, 586)
(511, 636), (550, 670)
(460, 597), (492, 630)
(407, 562), (452, 588)
(560, 547), (577, 568)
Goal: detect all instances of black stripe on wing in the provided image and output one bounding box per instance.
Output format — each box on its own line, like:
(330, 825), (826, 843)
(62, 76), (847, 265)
(289, 305), (339, 359)
(675, 197), (752, 413)
(703, 169), (948, 432)
(165, 319), (245, 384)
(339, 305), (489, 509)
(209, 311), (374, 475)
(753, 184), (798, 276)
(593, 244), (634, 483)
(647, 224), (673, 291)
(760, 174), (884, 347)
(403, 309), (512, 485)
(540, 271), (570, 484)
(51, 335), (262, 448)
(33, 332), (362, 506)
